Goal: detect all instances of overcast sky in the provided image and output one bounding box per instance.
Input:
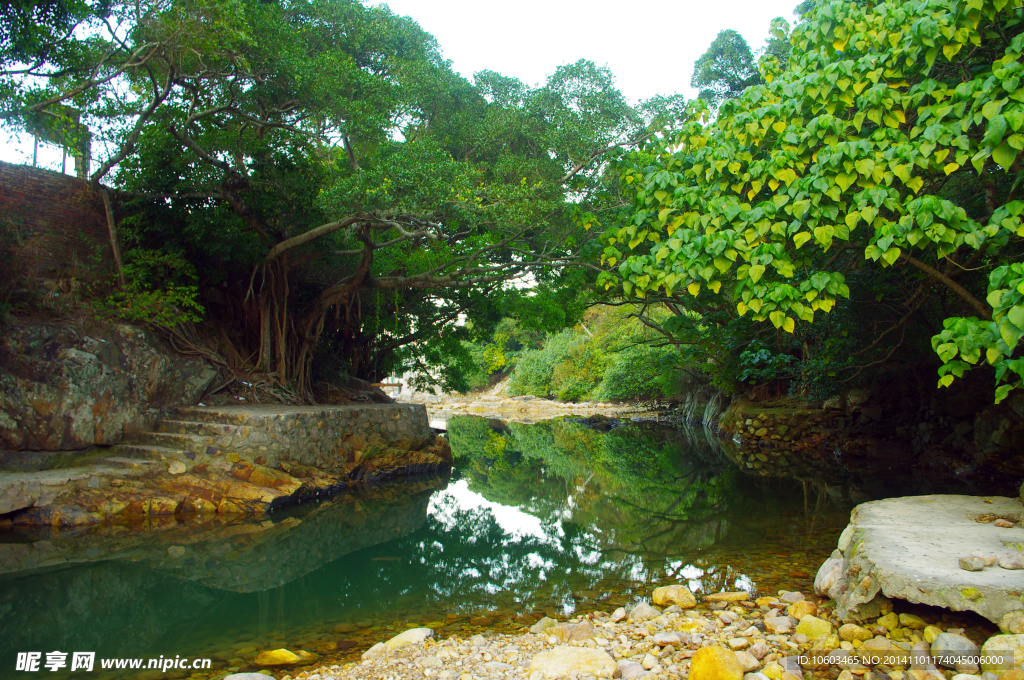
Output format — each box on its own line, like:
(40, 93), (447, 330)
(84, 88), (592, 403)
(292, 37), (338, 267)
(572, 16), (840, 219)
(373, 0), (800, 103)
(5, 0), (799, 172)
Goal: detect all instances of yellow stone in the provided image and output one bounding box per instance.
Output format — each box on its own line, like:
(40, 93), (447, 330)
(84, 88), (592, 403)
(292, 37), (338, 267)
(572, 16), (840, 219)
(256, 649), (300, 666)
(653, 585), (697, 609)
(762, 662), (785, 680)
(704, 592), (750, 603)
(839, 624), (873, 642)
(226, 452), (240, 463)
(795, 615), (834, 640)
(689, 646), (744, 680)
(788, 601), (818, 619)
(923, 626), (941, 644)
(877, 613), (899, 630)
(899, 614), (926, 630)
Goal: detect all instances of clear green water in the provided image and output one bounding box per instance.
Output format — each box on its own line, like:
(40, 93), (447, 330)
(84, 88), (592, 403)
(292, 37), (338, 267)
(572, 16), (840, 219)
(0, 416), (976, 679)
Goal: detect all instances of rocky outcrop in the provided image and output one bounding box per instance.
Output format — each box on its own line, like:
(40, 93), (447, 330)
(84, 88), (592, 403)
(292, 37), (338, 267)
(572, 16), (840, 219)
(814, 494), (1024, 624)
(0, 318), (216, 451)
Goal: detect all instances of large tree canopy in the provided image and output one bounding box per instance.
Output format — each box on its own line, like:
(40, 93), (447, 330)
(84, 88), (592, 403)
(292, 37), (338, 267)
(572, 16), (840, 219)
(2, 0), (657, 399)
(599, 0), (1024, 402)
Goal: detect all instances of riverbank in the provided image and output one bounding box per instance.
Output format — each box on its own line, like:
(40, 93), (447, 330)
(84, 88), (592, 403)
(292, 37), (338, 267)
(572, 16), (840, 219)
(253, 585), (1017, 680)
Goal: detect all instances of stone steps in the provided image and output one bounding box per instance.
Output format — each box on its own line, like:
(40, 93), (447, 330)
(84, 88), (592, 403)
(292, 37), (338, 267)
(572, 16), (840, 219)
(115, 443), (205, 463)
(156, 418), (241, 438)
(139, 431), (222, 451)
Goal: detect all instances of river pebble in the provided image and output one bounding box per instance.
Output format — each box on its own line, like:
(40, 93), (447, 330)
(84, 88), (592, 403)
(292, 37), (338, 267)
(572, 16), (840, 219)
(262, 587), (1013, 680)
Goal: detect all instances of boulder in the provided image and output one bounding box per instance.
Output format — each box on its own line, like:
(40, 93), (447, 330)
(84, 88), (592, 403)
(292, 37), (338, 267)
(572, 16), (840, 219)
(653, 585), (697, 609)
(528, 647), (616, 679)
(0, 319), (215, 452)
(817, 495), (1024, 624)
(689, 646), (745, 680)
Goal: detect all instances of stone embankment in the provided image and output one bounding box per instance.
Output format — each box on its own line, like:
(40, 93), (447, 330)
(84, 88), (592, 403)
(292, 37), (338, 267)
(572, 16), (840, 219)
(0, 405), (450, 526)
(218, 585), (1024, 680)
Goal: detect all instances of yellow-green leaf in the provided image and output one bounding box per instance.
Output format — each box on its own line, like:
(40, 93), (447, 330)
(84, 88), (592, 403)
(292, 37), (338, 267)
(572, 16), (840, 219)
(993, 143), (1019, 169)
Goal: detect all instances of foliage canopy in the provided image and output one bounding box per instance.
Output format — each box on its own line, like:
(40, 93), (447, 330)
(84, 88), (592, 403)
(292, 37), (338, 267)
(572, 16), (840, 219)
(600, 0), (1024, 402)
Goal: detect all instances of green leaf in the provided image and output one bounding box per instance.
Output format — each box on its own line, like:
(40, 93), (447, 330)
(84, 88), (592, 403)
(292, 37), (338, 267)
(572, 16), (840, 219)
(1009, 305), (1024, 330)
(993, 143), (1019, 169)
(749, 264), (766, 282)
(769, 311), (785, 328)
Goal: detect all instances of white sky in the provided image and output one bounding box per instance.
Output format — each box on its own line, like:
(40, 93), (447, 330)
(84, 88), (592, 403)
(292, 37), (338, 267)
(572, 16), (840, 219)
(4, 0), (799, 173)
(374, 0), (800, 104)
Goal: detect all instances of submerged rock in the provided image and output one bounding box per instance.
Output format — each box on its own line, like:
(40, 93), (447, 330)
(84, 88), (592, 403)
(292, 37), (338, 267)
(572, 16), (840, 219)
(254, 649), (317, 667)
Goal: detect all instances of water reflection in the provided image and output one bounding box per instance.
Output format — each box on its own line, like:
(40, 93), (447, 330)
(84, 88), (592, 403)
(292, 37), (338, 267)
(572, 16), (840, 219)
(0, 417), (855, 677)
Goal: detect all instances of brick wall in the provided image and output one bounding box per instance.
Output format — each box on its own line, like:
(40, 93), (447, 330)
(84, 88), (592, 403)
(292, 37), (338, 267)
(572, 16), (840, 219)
(0, 160), (112, 280)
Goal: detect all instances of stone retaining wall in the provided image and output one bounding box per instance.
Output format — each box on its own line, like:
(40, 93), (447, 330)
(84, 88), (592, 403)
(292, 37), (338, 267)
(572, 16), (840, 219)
(169, 404), (435, 475)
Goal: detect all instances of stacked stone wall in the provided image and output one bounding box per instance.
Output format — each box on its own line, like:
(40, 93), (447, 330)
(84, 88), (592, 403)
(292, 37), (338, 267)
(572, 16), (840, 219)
(0, 160), (111, 281)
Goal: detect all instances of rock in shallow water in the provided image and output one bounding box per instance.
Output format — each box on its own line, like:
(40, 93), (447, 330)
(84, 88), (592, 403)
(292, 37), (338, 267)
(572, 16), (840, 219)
(254, 649), (317, 667)
(528, 647), (616, 679)
(653, 584), (697, 609)
(530, 616), (558, 634)
(386, 627), (434, 650)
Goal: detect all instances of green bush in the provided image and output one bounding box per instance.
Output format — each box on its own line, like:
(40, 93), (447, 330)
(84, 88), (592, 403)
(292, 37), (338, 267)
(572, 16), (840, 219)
(594, 344), (679, 401)
(507, 329), (585, 396)
(102, 249), (204, 328)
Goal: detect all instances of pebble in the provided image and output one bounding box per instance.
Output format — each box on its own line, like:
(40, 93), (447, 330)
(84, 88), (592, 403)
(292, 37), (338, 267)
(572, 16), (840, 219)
(998, 552), (1024, 569)
(629, 602), (661, 622)
(273, 589), (1020, 680)
(959, 555), (987, 571)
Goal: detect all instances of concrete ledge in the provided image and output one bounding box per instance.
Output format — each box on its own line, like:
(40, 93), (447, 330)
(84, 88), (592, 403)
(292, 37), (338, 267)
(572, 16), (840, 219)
(817, 494), (1024, 624)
